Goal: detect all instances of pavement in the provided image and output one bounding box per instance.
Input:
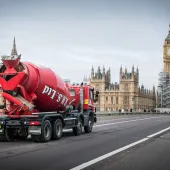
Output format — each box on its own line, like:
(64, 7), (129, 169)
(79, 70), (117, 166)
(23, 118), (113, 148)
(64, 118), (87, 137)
(0, 115), (169, 170)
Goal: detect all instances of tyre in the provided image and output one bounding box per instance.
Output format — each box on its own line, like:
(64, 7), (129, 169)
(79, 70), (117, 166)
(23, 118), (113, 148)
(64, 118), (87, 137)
(5, 128), (16, 142)
(84, 117), (93, 133)
(0, 135), (7, 141)
(17, 128), (28, 140)
(40, 120), (52, 142)
(31, 135), (41, 142)
(32, 120), (52, 143)
(52, 119), (63, 140)
(73, 119), (83, 136)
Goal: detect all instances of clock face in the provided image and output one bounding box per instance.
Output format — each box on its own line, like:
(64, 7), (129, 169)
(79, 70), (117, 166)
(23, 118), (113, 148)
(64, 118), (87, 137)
(167, 48), (170, 56)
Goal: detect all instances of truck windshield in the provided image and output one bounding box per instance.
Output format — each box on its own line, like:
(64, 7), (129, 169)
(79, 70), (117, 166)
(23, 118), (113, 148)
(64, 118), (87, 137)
(89, 89), (94, 100)
(69, 89), (75, 96)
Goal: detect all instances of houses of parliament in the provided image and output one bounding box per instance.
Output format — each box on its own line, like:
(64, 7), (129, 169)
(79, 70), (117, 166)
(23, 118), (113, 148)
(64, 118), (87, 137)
(88, 65), (156, 112)
(83, 25), (170, 112)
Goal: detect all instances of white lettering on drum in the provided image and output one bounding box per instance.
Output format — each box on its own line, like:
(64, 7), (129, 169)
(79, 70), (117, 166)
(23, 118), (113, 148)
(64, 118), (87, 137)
(41, 85), (68, 106)
(60, 97), (69, 106)
(56, 93), (63, 102)
(42, 85), (49, 94)
(51, 89), (56, 99)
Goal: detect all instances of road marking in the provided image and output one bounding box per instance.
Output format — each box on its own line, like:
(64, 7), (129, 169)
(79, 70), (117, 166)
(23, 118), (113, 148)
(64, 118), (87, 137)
(94, 116), (164, 128)
(70, 126), (170, 170)
(147, 127), (170, 138)
(97, 116), (147, 123)
(62, 116), (164, 133)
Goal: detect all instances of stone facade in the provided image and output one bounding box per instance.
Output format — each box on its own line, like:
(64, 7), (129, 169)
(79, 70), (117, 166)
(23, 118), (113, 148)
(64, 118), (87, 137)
(89, 65), (156, 112)
(163, 25), (170, 72)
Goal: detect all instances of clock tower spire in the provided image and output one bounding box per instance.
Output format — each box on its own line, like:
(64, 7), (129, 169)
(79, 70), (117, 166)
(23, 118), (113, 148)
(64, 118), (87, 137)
(163, 24), (170, 72)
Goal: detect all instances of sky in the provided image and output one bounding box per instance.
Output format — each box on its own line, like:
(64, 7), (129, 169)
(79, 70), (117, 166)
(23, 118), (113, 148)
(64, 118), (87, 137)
(0, 0), (170, 89)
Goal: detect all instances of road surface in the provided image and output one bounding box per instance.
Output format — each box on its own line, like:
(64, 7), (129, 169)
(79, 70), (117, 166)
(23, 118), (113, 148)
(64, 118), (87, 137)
(0, 115), (169, 170)
(84, 126), (170, 170)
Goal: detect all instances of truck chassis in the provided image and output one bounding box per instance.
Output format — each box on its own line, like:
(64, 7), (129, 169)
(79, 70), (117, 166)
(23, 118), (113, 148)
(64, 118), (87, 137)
(0, 110), (97, 142)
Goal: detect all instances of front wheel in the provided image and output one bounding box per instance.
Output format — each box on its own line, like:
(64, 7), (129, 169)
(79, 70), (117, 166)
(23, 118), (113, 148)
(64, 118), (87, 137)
(73, 119), (83, 136)
(84, 118), (93, 133)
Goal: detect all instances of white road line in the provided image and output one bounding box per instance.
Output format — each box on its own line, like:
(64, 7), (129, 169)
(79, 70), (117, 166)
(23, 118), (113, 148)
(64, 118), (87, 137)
(147, 127), (170, 138)
(94, 116), (164, 128)
(62, 116), (164, 133)
(70, 126), (170, 170)
(97, 116), (147, 123)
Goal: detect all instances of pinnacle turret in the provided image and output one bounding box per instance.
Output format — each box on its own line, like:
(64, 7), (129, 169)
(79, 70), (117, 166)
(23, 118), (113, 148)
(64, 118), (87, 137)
(132, 64), (134, 73)
(11, 37), (18, 56)
(103, 66), (105, 74)
(120, 65), (122, 73)
(125, 67), (127, 73)
(136, 66), (139, 73)
(91, 66), (94, 79)
(91, 65), (94, 73)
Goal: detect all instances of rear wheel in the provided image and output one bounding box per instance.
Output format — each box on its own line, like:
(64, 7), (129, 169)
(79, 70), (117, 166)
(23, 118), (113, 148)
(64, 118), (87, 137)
(52, 119), (63, 140)
(0, 135), (7, 141)
(17, 128), (28, 140)
(40, 120), (52, 142)
(31, 135), (41, 142)
(31, 120), (52, 143)
(5, 128), (16, 142)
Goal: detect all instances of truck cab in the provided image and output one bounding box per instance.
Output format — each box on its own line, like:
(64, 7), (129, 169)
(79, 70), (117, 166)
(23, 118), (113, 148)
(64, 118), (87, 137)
(67, 83), (99, 114)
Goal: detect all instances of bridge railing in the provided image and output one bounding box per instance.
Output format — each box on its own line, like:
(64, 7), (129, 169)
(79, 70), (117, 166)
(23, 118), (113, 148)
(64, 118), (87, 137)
(95, 111), (170, 117)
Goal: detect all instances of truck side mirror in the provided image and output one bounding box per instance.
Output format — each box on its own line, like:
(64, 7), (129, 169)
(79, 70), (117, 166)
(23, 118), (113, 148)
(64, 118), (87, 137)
(94, 91), (99, 102)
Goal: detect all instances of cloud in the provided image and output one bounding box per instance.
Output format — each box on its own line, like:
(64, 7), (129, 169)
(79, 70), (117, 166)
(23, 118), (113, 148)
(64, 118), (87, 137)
(0, 0), (169, 89)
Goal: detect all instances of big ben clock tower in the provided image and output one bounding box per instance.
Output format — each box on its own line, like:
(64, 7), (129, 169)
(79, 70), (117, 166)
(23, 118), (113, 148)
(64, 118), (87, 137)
(163, 24), (170, 72)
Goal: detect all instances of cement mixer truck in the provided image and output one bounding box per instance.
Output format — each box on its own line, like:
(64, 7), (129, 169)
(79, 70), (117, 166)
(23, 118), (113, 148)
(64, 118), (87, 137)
(0, 40), (99, 143)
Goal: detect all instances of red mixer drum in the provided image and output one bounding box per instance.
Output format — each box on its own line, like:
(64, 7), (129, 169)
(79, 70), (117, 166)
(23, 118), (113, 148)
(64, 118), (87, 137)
(20, 62), (71, 112)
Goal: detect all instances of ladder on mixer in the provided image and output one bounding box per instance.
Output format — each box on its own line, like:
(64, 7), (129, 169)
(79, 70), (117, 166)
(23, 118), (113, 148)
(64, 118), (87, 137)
(15, 95), (34, 109)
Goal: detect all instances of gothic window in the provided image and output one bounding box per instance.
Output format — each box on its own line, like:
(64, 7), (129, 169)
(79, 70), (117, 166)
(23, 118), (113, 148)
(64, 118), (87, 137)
(125, 84), (128, 91)
(106, 96), (108, 102)
(116, 97), (118, 104)
(122, 73), (125, 79)
(123, 96), (129, 104)
(95, 84), (100, 91)
(129, 73), (132, 79)
(96, 107), (100, 112)
(111, 97), (113, 104)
